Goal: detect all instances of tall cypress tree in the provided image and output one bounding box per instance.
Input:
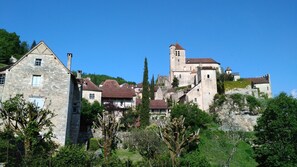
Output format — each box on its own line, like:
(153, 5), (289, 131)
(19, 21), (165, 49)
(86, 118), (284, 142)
(140, 58), (150, 127)
(150, 75), (155, 100)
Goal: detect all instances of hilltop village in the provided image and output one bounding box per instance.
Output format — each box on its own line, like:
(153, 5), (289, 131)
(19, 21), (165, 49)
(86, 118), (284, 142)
(0, 41), (272, 146)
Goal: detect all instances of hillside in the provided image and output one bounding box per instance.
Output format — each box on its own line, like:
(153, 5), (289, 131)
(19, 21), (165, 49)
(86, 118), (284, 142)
(77, 72), (136, 85)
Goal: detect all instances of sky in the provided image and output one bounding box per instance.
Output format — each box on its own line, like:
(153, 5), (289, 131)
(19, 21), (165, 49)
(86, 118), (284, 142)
(0, 0), (296, 96)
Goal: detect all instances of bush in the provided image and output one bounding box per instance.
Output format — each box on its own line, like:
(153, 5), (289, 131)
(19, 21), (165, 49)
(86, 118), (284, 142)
(52, 145), (90, 167)
(171, 103), (212, 131)
(180, 150), (210, 167)
(89, 138), (101, 151)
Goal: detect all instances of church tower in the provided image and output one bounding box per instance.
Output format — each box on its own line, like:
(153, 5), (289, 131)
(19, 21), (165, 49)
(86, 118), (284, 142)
(169, 43), (186, 83)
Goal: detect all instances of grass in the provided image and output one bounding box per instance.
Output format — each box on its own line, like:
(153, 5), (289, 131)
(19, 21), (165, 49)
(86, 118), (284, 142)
(199, 130), (258, 167)
(116, 149), (143, 164)
(224, 80), (251, 91)
(0, 63), (8, 68)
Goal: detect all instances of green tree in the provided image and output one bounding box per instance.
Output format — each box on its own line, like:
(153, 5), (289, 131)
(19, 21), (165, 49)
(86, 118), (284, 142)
(0, 29), (28, 64)
(140, 57), (150, 127)
(30, 40), (37, 49)
(171, 77), (179, 88)
(81, 98), (103, 127)
(0, 94), (56, 165)
(150, 75), (155, 100)
(254, 93), (297, 167)
(127, 128), (166, 165)
(171, 103), (212, 132)
(52, 145), (90, 167)
(120, 109), (139, 130)
(160, 116), (200, 167)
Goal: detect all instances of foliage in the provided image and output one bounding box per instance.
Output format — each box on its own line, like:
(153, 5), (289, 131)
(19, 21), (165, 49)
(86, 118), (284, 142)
(180, 150), (210, 167)
(229, 93), (245, 110)
(199, 130), (257, 167)
(171, 76), (179, 88)
(0, 29), (29, 64)
(115, 149), (143, 164)
(93, 112), (120, 164)
(89, 138), (101, 151)
(140, 57), (150, 128)
(150, 75), (155, 100)
(254, 93), (297, 167)
(224, 80), (251, 91)
(160, 116), (200, 167)
(75, 72), (136, 85)
(52, 145), (91, 167)
(171, 103), (212, 131)
(0, 94), (56, 160)
(126, 128), (166, 162)
(0, 128), (22, 166)
(246, 95), (261, 114)
(81, 98), (103, 127)
(30, 40), (37, 49)
(120, 109), (139, 131)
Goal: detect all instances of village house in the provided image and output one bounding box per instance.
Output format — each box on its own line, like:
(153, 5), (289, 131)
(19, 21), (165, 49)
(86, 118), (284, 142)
(100, 80), (136, 120)
(0, 41), (82, 146)
(149, 99), (169, 121)
(82, 76), (102, 103)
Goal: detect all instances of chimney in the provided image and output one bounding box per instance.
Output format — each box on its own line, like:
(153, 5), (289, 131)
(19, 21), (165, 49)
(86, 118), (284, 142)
(67, 53), (72, 70)
(77, 70), (82, 79)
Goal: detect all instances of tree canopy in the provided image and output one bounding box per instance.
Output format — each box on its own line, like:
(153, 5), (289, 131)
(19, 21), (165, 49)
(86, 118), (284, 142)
(0, 29), (28, 65)
(171, 103), (212, 132)
(254, 93), (297, 167)
(140, 57), (150, 127)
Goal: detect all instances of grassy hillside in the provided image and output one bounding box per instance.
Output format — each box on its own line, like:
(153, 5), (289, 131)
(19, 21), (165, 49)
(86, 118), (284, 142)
(199, 129), (257, 167)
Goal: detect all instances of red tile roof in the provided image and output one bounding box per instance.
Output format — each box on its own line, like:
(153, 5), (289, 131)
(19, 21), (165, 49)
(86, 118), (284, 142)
(186, 58), (219, 64)
(174, 43), (185, 50)
(83, 78), (101, 91)
(150, 100), (168, 109)
(102, 80), (135, 98)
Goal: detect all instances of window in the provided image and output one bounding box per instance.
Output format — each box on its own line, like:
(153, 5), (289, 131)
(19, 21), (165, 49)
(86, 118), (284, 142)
(89, 93), (95, 99)
(35, 59), (42, 66)
(29, 97), (45, 108)
(179, 74), (181, 78)
(194, 98), (197, 102)
(0, 74), (5, 85)
(207, 74), (210, 78)
(32, 75), (41, 87)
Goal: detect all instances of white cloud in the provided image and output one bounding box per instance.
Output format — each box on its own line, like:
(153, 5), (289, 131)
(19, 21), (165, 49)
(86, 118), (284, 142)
(291, 89), (297, 98)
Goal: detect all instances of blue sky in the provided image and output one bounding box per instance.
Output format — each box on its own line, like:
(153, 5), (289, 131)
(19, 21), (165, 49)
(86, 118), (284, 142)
(1, 0), (296, 96)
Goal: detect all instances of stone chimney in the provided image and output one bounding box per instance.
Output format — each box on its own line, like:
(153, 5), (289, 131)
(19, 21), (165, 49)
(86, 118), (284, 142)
(67, 53), (72, 70)
(77, 70), (82, 79)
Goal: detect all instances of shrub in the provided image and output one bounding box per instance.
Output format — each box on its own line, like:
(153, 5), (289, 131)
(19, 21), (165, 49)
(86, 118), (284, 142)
(52, 145), (90, 167)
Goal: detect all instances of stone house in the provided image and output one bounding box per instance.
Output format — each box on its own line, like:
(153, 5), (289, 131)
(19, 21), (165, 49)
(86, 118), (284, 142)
(149, 99), (169, 120)
(100, 80), (136, 120)
(245, 74), (272, 98)
(0, 41), (82, 146)
(82, 77), (102, 103)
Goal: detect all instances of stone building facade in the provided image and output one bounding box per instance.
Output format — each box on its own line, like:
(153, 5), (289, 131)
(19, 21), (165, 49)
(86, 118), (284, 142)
(0, 41), (82, 146)
(169, 43), (219, 111)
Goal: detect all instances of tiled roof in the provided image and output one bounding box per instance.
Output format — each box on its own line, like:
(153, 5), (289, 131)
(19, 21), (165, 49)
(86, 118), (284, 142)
(186, 58), (219, 64)
(150, 100), (168, 109)
(174, 43), (185, 50)
(102, 80), (135, 98)
(83, 78), (101, 91)
(245, 77), (269, 84)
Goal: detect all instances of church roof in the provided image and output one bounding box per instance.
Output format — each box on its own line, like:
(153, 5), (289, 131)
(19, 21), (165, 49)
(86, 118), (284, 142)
(170, 43), (185, 50)
(175, 43), (185, 50)
(186, 58), (220, 64)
